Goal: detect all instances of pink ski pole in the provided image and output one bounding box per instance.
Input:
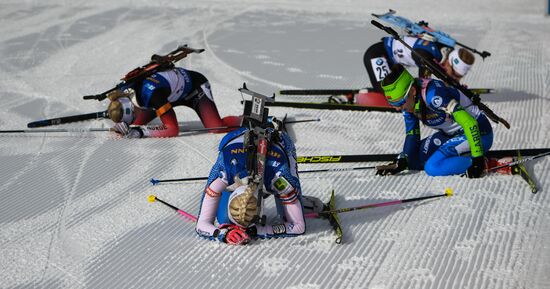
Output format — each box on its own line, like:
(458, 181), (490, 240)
(305, 188), (453, 218)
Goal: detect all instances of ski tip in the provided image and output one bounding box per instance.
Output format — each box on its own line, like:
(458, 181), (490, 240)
(444, 187), (454, 197)
(150, 178), (159, 185)
(148, 195), (156, 203)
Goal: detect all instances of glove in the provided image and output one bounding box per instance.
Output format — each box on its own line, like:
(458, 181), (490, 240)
(376, 154), (408, 176)
(466, 156), (486, 178)
(220, 224), (251, 245)
(328, 94), (352, 104)
(126, 127), (144, 139)
(246, 225), (258, 239)
(113, 122), (130, 135)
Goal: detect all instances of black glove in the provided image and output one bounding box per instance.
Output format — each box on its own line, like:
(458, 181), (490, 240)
(245, 225), (258, 239)
(376, 154), (408, 176)
(466, 156), (486, 178)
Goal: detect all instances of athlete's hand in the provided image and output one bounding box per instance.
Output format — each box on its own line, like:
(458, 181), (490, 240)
(220, 224), (251, 245)
(466, 156), (486, 178)
(245, 225), (258, 239)
(113, 122), (130, 135)
(126, 128), (144, 139)
(376, 155), (408, 176)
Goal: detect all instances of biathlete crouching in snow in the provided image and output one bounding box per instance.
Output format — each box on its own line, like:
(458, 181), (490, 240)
(376, 64), (492, 178)
(107, 67), (241, 138)
(195, 126), (325, 245)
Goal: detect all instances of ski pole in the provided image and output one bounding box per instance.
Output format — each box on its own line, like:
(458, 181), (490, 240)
(148, 195), (198, 222)
(149, 194), (332, 222)
(2, 126), (222, 135)
(149, 165), (376, 185)
(0, 127), (111, 134)
(179, 118), (320, 134)
(304, 188), (453, 218)
(150, 176), (208, 185)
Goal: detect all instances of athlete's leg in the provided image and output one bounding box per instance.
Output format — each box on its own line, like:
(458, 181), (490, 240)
(132, 107), (157, 125)
(424, 132), (494, 176)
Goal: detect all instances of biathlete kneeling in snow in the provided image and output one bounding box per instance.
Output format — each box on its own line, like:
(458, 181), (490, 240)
(376, 64), (492, 178)
(195, 126), (325, 245)
(106, 67), (241, 138)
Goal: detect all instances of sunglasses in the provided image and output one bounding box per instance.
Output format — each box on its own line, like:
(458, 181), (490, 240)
(387, 82), (413, 107)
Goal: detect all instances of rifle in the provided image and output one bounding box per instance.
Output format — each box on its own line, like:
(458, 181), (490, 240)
(239, 84), (281, 226)
(83, 45), (204, 101)
(371, 20), (510, 129)
(372, 9), (491, 59)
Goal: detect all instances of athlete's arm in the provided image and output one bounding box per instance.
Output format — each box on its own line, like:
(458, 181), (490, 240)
(254, 174), (306, 239)
(196, 154), (229, 240)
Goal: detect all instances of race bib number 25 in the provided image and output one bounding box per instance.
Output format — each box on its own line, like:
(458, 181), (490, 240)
(370, 57), (391, 82)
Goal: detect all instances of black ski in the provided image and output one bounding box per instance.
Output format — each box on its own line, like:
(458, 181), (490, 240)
(266, 101), (397, 112)
(27, 110), (108, 128)
(279, 88), (494, 96)
(297, 148), (550, 164)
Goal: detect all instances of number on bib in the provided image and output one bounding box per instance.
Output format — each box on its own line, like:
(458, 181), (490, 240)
(370, 57), (391, 82)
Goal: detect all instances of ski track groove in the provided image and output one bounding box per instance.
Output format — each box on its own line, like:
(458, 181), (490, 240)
(41, 137), (102, 284)
(0, 138), (88, 225)
(64, 148), (175, 229)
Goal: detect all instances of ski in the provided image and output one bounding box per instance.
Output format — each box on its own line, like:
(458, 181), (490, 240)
(297, 148), (550, 164)
(266, 101), (397, 112)
(297, 154), (395, 163)
(0, 127), (111, 134)
(27, 110), (108, 128)
(322, 190), (343, 244)
(279, 88), (495, 96)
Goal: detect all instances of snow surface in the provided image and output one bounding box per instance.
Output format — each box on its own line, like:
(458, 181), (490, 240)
(1, 1), (549, 288)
